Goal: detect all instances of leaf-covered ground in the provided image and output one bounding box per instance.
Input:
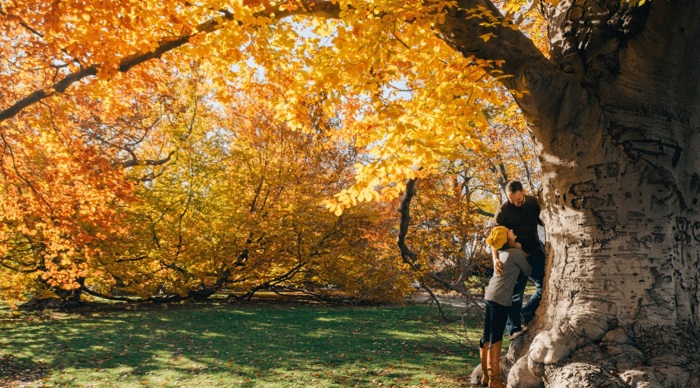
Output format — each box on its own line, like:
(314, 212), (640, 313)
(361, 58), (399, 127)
(0, 301), (481, 387)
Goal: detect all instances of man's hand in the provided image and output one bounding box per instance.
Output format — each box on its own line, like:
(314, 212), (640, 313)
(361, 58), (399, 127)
(492, 247), (503, 276)
(493, 258), (504, 275)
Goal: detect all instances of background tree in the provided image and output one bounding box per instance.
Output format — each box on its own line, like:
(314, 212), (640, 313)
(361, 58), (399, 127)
(0, 35), (415, 305)
(397, 118), (541, 304)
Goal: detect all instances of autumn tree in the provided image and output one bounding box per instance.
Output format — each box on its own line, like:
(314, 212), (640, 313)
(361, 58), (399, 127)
(0, 11), (416, 304)
(199, 84), (413, 303)
(395, 119), (541, 301)
(3, 0), (700, 386)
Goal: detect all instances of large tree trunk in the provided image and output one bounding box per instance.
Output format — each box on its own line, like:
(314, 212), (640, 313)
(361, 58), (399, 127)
(519, 3), (700, 387)
(440, 0), (700, 386)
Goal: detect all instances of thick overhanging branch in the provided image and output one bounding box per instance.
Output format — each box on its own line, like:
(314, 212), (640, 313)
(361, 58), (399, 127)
(436, 0), (563, 110)
(1, 0), (562, 127)
(114, 255), (149, 263)
(473, 206), (494, 218)
(0, 255), (41, 273)
(0, 42), (181, 122)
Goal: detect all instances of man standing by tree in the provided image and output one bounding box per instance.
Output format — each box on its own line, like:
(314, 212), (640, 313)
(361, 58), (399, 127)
(492, 180), (545, 339)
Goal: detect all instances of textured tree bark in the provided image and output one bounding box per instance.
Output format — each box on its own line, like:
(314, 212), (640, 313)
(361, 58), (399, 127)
(439, 0), (700, 386)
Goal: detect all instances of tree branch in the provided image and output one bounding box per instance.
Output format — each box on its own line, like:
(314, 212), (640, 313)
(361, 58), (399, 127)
(397, 178), (419, 269)
(0, 0), (349, 124)
(1, 0), (568, 142)
(231, 261), (307, 301)
(434, 0), (571, 137)
(0, 7), (239, 123)
(120, 150), (177, 168)
(437, 0), (555, 86)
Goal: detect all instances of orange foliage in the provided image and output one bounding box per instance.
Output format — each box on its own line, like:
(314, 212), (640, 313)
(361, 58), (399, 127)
(0, 0), (545, 304)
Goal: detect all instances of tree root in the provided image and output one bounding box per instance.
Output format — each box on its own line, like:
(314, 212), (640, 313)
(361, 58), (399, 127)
(502, 321), (700, 387)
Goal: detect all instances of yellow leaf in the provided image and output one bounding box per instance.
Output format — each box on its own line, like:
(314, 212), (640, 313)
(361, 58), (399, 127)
(479, 33), (495, 42)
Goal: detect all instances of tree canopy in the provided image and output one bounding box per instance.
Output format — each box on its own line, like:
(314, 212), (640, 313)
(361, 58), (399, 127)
(0, 0), (543, 304)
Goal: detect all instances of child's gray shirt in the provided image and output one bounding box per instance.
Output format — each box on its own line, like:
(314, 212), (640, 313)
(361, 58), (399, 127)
(484, 248), (532, 306)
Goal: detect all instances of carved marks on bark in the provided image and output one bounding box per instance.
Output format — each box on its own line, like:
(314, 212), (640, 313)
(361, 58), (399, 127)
(675, 216), (700, 244)
(690, 173), (700, 208)
(558, 157), (686, 233)
(607, 121), (693, 208)
(548, 160), (700, 319)
(553, 258), (644, 318)
(648, 165), (684, 213)
(619, 138), (683, 169)
(561, 161), (621, 231)
(590, 161), (620, 180)
(672, 217), (700, 282)
(546, 0), (649, 84)
(671, 217), (700, 328)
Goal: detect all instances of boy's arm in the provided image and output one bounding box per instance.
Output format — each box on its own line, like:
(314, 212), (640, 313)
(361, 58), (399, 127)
(515, 251), (533, 277)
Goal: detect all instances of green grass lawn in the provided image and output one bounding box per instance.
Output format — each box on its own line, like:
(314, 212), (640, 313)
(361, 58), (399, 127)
(0, 302), (483, 387)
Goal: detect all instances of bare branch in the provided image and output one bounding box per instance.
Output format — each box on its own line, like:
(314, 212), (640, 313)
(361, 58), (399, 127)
(120, 150), (177, 168)
(397, 178), (420, 269)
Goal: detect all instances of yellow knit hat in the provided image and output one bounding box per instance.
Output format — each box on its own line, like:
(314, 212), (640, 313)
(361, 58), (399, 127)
(486, 226), (508, 250)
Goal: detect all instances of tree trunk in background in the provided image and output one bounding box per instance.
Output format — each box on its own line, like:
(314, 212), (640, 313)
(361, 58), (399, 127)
(501, 1), (700, 386)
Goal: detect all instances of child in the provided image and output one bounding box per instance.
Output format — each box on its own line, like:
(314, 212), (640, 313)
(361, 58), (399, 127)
(479, 226), (532, 388)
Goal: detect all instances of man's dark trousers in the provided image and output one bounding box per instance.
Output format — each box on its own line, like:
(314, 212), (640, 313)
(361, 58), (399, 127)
(506, 250), (545, 336)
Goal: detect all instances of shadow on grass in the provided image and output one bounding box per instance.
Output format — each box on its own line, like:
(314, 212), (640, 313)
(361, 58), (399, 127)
(0, 303), (478, 386)
(0, 355), (51, 386)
